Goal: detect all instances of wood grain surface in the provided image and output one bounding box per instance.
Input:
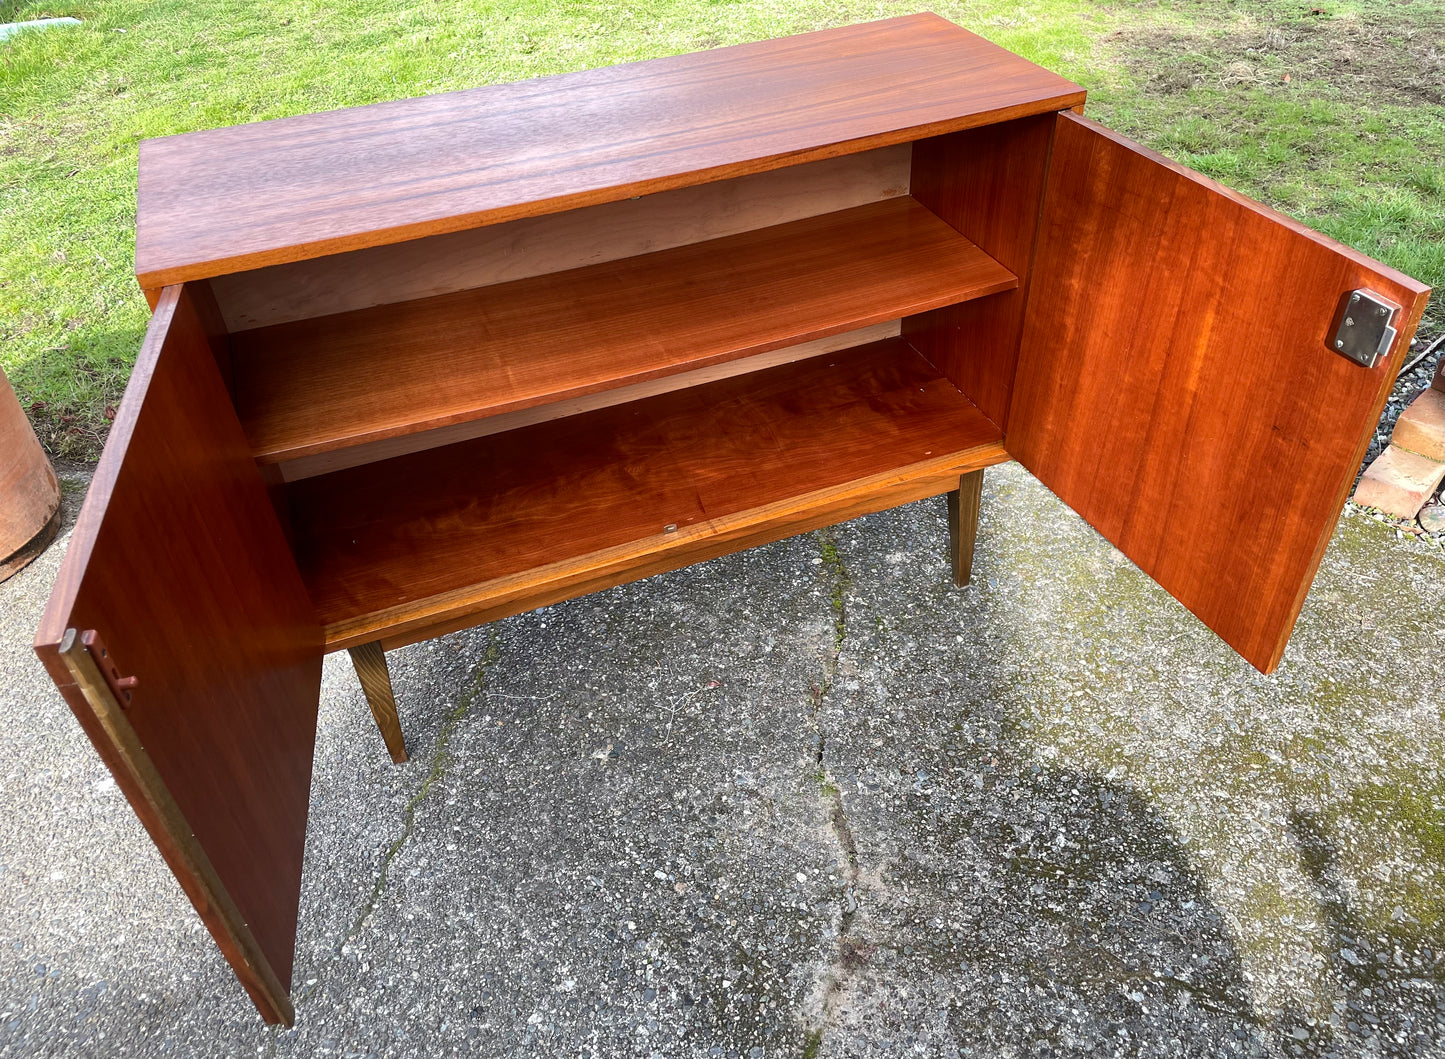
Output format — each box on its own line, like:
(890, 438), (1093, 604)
(285, 338), (1007, 649)
(274, 322), (901, 482)
(946, 469), (985, 587)
(210, 145), (911, 330)
(55, 631), (295, 1024)
(135, 14), (1083, 287)
(347, 641), (407, 763)
(905, 114), (1056, 428)
(1007, 113), (1431, 673)
(233, 196), (1015, 465)
(34, 284), (322, 1021)
(363, 455), (1003, 655)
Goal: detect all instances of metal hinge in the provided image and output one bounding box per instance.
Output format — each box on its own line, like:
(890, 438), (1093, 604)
(1329, 289), (1400, 369)
(76, 629), (139, 707)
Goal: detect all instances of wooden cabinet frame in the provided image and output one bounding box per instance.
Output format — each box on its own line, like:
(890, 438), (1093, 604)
(35, 14), (1430, 1023)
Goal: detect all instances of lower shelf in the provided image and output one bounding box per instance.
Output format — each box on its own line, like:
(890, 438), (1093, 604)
(287, 338), (1008, 650)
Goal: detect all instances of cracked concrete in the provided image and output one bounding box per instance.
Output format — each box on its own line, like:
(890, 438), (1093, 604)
(293, 630), (501, 1017)
(801, 527), (864, 1056)
(1, 461), (1443, 1057)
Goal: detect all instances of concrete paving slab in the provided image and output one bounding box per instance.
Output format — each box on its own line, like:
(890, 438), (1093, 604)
(0, 462), (1441, 1057)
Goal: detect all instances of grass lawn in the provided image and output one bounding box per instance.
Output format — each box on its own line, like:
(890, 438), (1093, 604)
(2, 0), (1441, 459)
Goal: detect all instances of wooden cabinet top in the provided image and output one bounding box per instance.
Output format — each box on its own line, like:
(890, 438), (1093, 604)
(134, 13), (1084, 288)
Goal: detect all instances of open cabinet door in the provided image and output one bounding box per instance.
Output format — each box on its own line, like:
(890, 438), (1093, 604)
(34, 285), (323, 1024)
(1008, 113), (1430, 673)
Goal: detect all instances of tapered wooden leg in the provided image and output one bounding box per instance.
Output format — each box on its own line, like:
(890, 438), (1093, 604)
(946, 469), (985, 587)
(348, 641), (408, 763)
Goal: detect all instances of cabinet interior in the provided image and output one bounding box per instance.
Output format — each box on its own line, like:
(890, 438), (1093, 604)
(200, 115), (1055, 649)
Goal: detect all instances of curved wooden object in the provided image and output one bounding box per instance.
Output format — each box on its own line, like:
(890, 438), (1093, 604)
(0, 364), (61, 581)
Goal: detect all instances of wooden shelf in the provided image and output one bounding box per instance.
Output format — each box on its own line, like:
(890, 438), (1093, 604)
(287, 338), (1009, 650)
(233, 196), (1016, 465)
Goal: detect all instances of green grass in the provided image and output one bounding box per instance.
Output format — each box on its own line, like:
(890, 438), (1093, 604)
(1087, 0), (1445, 313)
(2, 0), (1440, 457)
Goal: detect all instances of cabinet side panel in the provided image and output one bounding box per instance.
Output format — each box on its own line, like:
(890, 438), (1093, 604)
(187, 278), (235, 401)
(904, 114), (1056, 427)
(1007, 113), (1430, 672)
(35, 285), (323, 1012)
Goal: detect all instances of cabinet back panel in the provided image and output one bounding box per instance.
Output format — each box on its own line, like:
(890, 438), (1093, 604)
(904, 114), (1055, 428)
(212, 145), (911, 331)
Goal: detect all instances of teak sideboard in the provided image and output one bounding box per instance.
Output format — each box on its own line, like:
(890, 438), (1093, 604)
(34, 14), (1430, 1024)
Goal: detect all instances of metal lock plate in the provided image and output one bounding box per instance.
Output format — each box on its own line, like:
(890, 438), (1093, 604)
(1329, 288), (1400, 368)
